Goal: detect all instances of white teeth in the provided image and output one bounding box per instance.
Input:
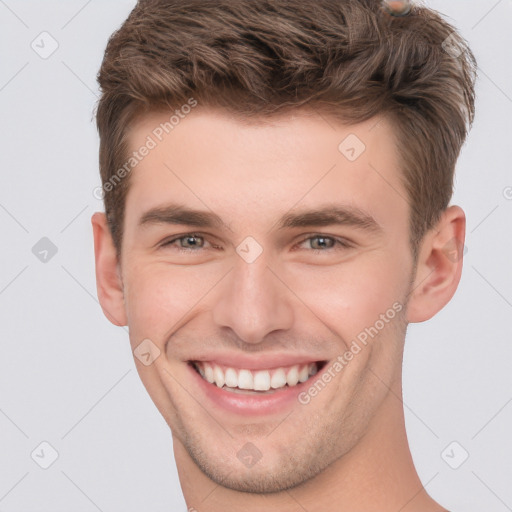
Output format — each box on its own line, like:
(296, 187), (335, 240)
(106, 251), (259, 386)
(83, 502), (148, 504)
(194, 361), (320, 392)
(270, 368), (287, 389)
(238, 369), (254, 390)
(204, 365), (214, 384)
(213, 365), (225, 388)
(225, 367), (238, 387)
(253, 371), (271, 391)
(286, 365), (299, 386)
(298, 365), (309, 383)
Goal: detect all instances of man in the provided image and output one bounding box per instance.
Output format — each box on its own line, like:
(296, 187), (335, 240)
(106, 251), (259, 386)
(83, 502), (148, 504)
(91, 0), (476, 510)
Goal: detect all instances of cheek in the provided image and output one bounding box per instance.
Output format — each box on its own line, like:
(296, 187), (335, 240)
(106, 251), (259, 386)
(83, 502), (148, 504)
(286, 254), (409, 346)
(122, 262), (227, 345)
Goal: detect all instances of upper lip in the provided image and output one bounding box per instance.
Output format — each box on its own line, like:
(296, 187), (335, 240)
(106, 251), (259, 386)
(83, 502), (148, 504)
(188, 352), (327, 371)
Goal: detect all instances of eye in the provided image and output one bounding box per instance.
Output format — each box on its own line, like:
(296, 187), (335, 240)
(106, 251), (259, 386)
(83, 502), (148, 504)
(158, 233), (353, 254)
(296, 234), (353, 252)
(160, 233), (213, 251)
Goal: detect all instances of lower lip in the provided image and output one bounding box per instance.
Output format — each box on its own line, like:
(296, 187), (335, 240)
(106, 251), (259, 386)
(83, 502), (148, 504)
(187, 362), (319, 416)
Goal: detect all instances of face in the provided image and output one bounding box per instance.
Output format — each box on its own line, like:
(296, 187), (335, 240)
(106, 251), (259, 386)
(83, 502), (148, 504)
(116, 108), (416, 492)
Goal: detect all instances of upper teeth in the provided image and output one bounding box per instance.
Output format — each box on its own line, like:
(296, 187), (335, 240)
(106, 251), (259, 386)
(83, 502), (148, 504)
(194, 361), (319, 391)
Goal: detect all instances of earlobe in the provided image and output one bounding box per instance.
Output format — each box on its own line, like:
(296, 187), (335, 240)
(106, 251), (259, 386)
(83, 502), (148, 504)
(406, 205), (466, 323)
(91, 212), (128, 326)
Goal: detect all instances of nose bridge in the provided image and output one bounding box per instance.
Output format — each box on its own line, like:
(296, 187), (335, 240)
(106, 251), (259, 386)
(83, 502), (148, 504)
(211, 249), (294, 344)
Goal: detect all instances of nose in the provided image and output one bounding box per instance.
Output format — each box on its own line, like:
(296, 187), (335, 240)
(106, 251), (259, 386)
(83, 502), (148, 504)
(211, 249), (295, 345)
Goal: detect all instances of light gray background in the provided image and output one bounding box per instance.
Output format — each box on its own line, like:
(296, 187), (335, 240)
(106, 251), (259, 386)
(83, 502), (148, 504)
(0, 1), (511, 511)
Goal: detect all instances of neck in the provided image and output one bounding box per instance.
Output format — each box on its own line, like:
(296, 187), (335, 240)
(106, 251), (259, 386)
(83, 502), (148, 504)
(174, 377), (445, 512)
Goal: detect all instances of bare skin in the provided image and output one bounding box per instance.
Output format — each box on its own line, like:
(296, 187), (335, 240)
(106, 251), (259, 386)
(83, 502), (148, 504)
(92, 107), (463, 511)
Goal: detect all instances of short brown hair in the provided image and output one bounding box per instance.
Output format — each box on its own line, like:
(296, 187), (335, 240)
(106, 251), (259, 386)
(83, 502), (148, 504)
(96, 0), (477, 258)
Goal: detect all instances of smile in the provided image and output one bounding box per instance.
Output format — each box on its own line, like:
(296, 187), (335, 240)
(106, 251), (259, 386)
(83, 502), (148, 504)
(185, 354), (329, 415)
(191, 360), (322, 393)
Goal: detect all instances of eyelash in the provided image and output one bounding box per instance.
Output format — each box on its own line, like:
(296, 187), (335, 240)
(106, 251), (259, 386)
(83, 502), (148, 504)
(159, 233), (353, 253)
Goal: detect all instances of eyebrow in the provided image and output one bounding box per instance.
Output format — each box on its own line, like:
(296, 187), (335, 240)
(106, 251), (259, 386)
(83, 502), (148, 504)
(276, 205), (382, 234)
(138, 203), (383, 235)
(139, 204), (225, 229)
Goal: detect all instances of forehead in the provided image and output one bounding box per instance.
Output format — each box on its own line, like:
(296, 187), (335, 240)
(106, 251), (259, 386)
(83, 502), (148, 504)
(122, 107), (408, 235)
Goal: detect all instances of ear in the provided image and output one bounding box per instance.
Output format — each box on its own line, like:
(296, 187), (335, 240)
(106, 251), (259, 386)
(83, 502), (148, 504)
(406, 205), (466, 323)
(91, 212), (127, 326)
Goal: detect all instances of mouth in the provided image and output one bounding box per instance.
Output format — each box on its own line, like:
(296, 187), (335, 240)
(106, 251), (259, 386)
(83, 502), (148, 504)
(187, 358), (327, 415)
(189, 360), (327, 394)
